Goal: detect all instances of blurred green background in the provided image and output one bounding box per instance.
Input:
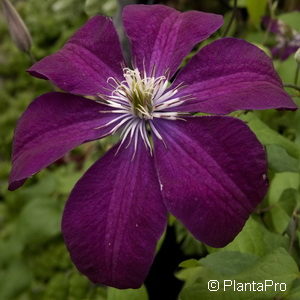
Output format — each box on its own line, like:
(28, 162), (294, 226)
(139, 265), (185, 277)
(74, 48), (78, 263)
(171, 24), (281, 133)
(1, 0), (300, 299)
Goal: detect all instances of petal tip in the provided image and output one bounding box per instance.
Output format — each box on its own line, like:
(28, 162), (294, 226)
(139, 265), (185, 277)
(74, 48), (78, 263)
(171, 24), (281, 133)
(8, 178), (26, 191)
(27, 67), (48, 80)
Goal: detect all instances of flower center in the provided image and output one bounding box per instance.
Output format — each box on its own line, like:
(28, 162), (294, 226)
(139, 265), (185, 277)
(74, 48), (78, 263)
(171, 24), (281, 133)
(96, 67), (189, 156)
(109, 68), (178, 120)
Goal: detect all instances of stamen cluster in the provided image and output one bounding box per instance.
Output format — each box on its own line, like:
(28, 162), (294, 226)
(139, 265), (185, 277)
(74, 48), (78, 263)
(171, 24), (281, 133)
(97, 68), (187, 154)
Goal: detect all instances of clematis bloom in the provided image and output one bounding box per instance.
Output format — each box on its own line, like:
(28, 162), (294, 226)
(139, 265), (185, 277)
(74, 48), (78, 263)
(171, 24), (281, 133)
(9, 5), (297, 289)
(263, 16), (300, 60)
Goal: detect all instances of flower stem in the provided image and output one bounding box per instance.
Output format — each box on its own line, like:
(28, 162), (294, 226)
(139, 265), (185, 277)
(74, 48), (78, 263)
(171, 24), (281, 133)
(262, 0), (278, 45)
(222, 0), (238, 37)
(26, 50), (36, 64)
(283, 84), (300, 92)
(288, 209), (299, 253)
(294, 63), (300, 85)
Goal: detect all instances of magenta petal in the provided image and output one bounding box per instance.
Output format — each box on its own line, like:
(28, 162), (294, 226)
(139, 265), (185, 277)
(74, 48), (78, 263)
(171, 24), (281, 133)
(172, 38), (296, 114)
(62, 141), (167, 289)
(123, 4), (223, 77)
(9, 92), (117, 190)
(28, 16), (124, 96)
(153, 117), (268, 247)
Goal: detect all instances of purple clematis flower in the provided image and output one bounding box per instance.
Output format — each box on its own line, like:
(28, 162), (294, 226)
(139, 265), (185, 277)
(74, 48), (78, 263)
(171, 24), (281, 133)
(263, 16), (300, 60)
(9, 4), (296, 289)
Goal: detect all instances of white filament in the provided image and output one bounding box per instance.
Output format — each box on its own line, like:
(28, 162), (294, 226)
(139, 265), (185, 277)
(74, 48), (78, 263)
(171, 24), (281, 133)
(96, 67), (188, 155)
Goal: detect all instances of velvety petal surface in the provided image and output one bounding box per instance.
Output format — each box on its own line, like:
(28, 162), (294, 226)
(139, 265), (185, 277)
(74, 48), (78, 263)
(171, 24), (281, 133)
(172, 38), (297, 114)
(62, 140), (167, 289)
(123, 4), (223, 78)
(9, 92), (117, 190)
(153, 116), (268, 247)
(28, 16), (124, 96)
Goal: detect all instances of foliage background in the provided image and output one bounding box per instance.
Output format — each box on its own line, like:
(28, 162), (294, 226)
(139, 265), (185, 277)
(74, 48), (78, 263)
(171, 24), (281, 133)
(1, 0), (300, 299)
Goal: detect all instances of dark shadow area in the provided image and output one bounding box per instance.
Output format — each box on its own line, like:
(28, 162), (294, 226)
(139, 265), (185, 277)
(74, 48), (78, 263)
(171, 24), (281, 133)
(145, 226), (185, 300)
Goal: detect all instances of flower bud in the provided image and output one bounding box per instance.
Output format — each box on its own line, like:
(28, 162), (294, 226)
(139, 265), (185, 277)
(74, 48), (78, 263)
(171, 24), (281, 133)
(295, 48), (300, 64)
(1, 0), (32, 53)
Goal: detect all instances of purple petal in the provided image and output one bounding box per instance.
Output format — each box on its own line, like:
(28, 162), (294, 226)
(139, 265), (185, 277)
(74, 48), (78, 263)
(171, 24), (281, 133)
(122, 4), (223, 77)
(172, 38), (297, 114)
(9, 92), (117, 190)
(153, 116), (268, 247)
(262, 17), (282, 35)
(28, 16), (124, 96)
(62, 140), (167, 289)
(272, 44), (299, 60)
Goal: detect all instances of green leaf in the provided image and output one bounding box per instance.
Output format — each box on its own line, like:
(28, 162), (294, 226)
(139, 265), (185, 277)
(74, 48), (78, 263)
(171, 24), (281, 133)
(16, 198), (62, 245)
(42, 273), (69, 300)
(200, 251), (258, 276)
(207, 217), (289, 256)
(246, 0), (268, 28)
(240, 112), (300, 158)
(179, 248), (299, 300)
(267, 145), (300, 172)
(107, 285), (148, 300)
(21, 175), (57, 198)
(0, 237), (23, 267)
(287, 289), (300, 300)
(68, 272), (90, 300)
(268, 173), (299, 205)
(278, 189), (299, 215)
(0, 260), (32, 300)
(278, 12), (300, 32)
(275, 56), (298, 84)
(285, 280), (300, 299)
(53, 165), (82, 195)
(265, 189), (299, 233)
(179, 259), (200, 269)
